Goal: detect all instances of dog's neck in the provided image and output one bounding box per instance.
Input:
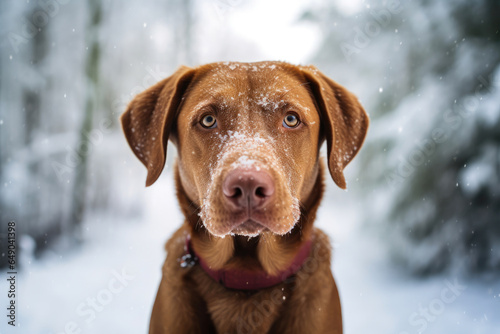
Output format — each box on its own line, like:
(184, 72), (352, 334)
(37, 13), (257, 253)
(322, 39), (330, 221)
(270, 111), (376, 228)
(184, 234), (314, 290)
(173, 160), (326, 276)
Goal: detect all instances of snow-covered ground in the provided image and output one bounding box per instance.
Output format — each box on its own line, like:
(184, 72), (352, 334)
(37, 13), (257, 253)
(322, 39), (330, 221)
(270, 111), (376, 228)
(2, 172), (498, 334)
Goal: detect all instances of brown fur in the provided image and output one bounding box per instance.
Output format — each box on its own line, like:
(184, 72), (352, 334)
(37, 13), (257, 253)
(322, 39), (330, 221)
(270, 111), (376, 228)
(120, 61), (369, 333)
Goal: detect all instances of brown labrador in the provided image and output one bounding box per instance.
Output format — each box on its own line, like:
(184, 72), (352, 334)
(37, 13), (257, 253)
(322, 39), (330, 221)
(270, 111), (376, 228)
(121, 61), (369, 333)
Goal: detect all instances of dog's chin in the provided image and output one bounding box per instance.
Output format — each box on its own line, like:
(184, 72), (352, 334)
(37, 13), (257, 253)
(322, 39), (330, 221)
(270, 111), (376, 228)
(203, 216), (298, 238)
(203, 219), (267, 238)
(231, 220), (267, 237)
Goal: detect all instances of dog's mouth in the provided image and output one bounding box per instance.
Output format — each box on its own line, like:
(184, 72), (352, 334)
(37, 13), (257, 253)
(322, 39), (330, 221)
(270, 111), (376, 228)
(231, 219), (267, 237)
(199, 147), (302, 238)
(200, 196), (301, 237)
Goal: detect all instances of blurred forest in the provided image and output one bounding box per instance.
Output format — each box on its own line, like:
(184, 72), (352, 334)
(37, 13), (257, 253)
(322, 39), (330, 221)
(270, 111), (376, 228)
(0, 0), (198, 265)
(303, 0), (500, 276)
(1, 0), (499, 278)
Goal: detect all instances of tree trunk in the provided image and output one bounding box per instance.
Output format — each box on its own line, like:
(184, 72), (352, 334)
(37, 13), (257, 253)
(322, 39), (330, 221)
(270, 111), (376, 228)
(70, 0), (102, 239)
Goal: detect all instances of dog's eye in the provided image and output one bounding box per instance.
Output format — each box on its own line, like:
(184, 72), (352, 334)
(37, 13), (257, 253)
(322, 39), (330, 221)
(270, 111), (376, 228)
(200, 115), (217, 129)
(283, 113), (300, 128)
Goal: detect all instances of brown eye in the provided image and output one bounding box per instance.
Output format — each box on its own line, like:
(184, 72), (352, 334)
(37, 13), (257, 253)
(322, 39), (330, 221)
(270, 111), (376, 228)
(201, 114), (217, 128)
(283, 113), (300, 128)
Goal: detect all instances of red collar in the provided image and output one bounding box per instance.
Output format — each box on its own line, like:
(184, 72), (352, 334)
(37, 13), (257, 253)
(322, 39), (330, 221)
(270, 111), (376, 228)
(183, 235), (312, 290)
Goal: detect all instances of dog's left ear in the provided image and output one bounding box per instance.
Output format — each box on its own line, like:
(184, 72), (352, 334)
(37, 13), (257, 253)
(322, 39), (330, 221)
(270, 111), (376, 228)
(120, 66), (195, 187)
(301, 66), (369, 189)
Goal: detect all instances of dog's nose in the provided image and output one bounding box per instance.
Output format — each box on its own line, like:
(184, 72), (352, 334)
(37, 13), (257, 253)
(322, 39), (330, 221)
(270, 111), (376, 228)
(222, 168), (275, 210)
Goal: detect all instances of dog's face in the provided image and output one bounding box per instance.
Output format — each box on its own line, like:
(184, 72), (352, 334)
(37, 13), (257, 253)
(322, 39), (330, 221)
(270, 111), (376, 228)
(121, 61), (368, 238)
(175, 63), (322, 237)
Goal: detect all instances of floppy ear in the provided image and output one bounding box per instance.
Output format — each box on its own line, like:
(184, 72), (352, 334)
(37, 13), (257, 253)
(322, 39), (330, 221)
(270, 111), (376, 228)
(301, 66), (369, 189)
(120, 66), (195, 187)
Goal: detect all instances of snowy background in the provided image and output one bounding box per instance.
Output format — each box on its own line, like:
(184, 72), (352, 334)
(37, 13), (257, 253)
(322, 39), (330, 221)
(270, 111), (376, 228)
(1, 0), (499, 333)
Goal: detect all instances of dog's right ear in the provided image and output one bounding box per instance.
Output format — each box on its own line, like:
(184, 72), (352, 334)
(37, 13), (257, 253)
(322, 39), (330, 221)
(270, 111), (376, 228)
(120, 66), (195, 187)
(300, 65), (369, 189)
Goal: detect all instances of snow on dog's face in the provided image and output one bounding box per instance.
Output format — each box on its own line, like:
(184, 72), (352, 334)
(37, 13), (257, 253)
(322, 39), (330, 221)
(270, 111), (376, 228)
(121, 61), (368, 238)
(174, 62), (322, 237)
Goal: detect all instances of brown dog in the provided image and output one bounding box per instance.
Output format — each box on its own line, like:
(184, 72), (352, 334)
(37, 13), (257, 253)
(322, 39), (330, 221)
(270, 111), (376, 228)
(121, 61), (368, 333)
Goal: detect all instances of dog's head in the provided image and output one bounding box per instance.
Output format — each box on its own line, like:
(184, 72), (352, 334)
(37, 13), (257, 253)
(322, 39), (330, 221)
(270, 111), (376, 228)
(121, 61), (368, 238)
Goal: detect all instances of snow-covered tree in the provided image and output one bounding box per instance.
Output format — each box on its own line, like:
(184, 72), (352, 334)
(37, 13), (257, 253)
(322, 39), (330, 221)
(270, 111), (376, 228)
(0, 0), (196, 261)
(303, 0), (500, 275)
